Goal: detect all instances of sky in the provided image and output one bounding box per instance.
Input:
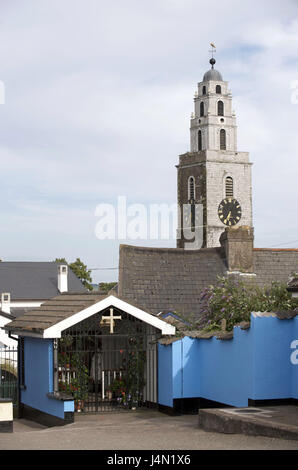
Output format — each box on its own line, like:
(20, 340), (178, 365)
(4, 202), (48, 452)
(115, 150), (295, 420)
(0, 0), (298, 284)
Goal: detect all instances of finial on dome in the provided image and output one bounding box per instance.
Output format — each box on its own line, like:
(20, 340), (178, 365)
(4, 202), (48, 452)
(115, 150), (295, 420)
(210, 58), (216, 69)
(203, 43), (222, 81)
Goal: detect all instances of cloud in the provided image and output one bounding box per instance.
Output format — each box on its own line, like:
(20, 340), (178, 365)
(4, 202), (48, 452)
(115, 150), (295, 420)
(0, 0), (297, 282)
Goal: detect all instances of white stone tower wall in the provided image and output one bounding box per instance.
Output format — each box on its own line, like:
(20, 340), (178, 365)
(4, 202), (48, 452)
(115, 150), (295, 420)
(206, 155), (253, 247)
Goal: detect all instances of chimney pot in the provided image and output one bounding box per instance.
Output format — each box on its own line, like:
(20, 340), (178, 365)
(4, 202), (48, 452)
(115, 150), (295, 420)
(1, 292), (11, 314)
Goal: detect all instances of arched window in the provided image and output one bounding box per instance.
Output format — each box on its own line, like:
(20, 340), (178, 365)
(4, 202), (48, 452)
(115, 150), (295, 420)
(225, 177), (233, 197)
(202, 86), (206, 95)
(200, 102), (204, 117)
(198, 130), (202, 151)
(217, 100), (224, 116)
(220, 129), (226, 150)
(216, 85), (221, 94)
(188, 177), (195, 202)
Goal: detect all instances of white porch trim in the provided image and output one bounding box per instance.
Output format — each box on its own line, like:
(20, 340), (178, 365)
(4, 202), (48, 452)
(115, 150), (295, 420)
(43, 295), (176, 338)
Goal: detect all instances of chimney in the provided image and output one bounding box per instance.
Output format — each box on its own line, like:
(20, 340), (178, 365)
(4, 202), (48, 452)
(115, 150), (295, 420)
(1, 293), (11, 314)
(220, 226), (254, 273)
(58, 265), (68, 293)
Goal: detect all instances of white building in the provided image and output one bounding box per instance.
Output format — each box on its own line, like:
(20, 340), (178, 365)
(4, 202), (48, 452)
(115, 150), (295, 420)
(0, 262), (86, 347)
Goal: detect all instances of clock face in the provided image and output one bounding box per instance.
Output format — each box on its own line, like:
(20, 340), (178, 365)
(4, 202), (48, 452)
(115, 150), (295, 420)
(218, 198), (242, 226)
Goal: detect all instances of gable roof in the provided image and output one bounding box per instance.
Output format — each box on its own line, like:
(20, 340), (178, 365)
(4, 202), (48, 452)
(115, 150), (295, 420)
(118, 244), (298, 318)
(4, 293), (176, 338)
(0, 262), (86, 299)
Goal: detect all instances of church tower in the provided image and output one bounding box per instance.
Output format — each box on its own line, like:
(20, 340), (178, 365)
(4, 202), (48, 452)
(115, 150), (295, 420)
(177, 55), (253, 249)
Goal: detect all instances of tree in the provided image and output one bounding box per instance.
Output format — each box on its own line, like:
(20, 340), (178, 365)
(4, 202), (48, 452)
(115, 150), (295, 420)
(99, 282), (117, 294)
(55, 258), (93, 291)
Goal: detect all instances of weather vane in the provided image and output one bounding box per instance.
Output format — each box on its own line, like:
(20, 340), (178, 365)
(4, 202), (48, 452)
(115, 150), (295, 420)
(209, 43), (216, 57)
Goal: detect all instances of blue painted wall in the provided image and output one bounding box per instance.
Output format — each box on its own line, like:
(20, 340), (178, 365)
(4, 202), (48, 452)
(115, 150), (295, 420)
(199, 326), (253, 407)
(158, 314), (298, 408)
(158, 344), (173, 407)
(251, 317), (293, 400)
(291, 317), (298, 399)
(172, 337), (200, 399)
(21, 337), (74, 419)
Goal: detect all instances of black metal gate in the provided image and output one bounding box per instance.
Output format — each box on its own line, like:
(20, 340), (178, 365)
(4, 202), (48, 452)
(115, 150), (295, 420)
(0, 345), (18, 404)
(57, 306), (159, 413)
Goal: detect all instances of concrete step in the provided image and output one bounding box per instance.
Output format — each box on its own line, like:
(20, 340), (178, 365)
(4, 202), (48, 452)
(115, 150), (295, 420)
(198, 406), (298, 441)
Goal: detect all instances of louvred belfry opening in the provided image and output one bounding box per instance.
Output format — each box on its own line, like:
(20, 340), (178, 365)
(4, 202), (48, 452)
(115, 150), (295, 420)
(225, 176), (234, 197)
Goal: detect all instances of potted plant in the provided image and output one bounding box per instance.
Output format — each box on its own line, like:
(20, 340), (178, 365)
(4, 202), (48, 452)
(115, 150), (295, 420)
(108, 378), (126, 403)
(60, 353), (90, 412)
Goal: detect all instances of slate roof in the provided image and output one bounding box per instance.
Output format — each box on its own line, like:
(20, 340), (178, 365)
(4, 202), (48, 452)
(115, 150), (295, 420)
(118, 245), (226, 317)
(118, 244), (298, 318)
(253, 250), (298, 287)
(5, 292), (107, 334)
(0, 262), (86, 299)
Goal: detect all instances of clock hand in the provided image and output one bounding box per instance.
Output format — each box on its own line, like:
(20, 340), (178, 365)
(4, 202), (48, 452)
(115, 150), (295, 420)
(224, 211), (232, 224)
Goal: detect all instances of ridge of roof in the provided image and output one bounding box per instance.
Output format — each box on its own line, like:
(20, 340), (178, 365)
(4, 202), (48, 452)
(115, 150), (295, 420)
(119, 244), (222, 255)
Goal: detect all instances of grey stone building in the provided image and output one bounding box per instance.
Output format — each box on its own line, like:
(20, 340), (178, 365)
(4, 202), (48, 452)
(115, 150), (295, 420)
(117, 59), (298, 319)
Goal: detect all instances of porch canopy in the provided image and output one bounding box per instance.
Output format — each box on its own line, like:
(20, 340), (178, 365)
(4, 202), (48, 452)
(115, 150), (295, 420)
(4, 293), (176, 338)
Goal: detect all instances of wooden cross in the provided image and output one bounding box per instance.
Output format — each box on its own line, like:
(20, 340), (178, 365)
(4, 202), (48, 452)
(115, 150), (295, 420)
(100, 308), (122, 334)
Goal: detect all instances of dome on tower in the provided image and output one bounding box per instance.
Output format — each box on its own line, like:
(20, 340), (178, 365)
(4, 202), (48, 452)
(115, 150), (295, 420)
(203, 58), (223, 82)
(203, 68), (223, 82)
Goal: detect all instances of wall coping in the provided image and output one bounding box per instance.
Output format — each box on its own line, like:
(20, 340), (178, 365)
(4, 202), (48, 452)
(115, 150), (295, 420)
(46, 392), (74, 402)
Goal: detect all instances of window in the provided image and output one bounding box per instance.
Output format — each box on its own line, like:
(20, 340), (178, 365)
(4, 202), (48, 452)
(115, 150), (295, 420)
(198, 130), (202, 151)
(202, 86), (206, 95)
(217, 101), (224, 116)
(188, 177), (195, 201)
(225, 177), (234, 197)
(200, 102), (204, 117)
(216, 85), (221, 94)
(220, 129), (226, 150)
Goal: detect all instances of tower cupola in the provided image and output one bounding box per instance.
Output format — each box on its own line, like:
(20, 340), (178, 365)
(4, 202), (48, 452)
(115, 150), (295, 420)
(203, 58), (223, 82)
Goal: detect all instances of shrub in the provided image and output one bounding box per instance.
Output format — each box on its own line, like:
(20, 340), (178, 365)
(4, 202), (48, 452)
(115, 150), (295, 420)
(198, 277), (297, 332)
